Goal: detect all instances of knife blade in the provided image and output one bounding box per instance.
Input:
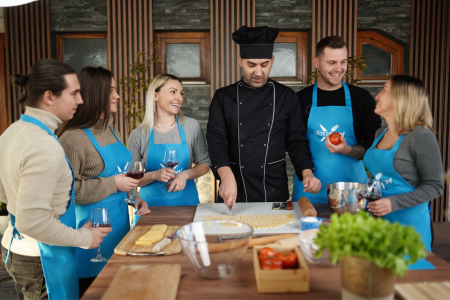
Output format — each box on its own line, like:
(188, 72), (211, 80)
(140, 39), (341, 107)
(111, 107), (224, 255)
(127, 251), (165, 256)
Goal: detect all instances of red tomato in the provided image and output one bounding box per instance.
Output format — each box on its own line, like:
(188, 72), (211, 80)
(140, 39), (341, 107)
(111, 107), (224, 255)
(260, 257), (283, 270)
(275, 251), (298, 269)
(258, 247), (275, 261)
(329, 132), (342, 145)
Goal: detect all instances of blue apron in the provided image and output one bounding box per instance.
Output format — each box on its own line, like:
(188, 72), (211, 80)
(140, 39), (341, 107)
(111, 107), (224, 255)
(293, 82), (367, 203)
(134, 118), (199, 225)
(75, 127), (131, 278)
(4, 114), (79, 300)
(363, 129), (432, 251)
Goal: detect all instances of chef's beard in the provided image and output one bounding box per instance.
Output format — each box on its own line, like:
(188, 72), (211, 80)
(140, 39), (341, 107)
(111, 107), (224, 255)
(243, 75), (268, 88)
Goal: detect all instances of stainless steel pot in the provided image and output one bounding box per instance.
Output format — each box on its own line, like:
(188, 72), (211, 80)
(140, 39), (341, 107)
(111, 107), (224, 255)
(326, 182), (367, 215)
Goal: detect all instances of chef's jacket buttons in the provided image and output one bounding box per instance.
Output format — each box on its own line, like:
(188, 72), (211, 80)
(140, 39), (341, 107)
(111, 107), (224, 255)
(240, 123), (242, 126)
(264, 144), (266, 146)
(240, 102), (242, 104)
(267, 123), (270, 126)
(241, 166), (244, 168)
(240, 144), (243, 147)
(270, 103), (273, 105)
(261, 166), (263, 168)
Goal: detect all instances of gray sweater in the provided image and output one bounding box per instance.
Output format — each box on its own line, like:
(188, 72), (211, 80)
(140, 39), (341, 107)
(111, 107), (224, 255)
(372, 125), (444, 212)
(127, 117), (210, 169)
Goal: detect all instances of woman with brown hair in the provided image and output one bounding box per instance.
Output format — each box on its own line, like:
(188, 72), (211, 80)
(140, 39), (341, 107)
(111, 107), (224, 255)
(0, 59), (111, 300)
(363, 75), (444, 251)
(58, 66), (150, 287)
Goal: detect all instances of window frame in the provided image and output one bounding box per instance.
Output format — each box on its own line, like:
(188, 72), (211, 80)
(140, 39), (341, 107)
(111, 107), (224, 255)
(271, 32), (308, 84)
(357, 31), (404, 81)
(56, 33), (108, 64)
(154, 32), (210, 84)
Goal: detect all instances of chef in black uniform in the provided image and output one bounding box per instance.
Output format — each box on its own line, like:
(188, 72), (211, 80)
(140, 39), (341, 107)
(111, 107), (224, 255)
(206, 26), (321, 208)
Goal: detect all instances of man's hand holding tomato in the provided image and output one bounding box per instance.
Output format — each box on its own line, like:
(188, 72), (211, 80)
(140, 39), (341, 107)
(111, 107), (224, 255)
(325, 132), (352, 155)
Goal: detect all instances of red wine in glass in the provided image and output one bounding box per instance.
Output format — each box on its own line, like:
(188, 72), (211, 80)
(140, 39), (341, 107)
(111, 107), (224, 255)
(358, 193), (382, 202)
(165, 162), (179, 168)
(90, 207), (111, 262)
(124, 158), (145, 204)
(126, 171), (144, 180)
(164, 149), (179, 189)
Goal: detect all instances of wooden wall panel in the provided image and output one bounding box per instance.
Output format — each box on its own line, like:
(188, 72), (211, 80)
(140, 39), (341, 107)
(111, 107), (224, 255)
(0, 33), (8, 135)
(4, 0), (51, 124)
(210, 0), (255, 94)
(410, 0), (450, 222)
(311, 0), (357, 63)
(107, 0), (153, 143)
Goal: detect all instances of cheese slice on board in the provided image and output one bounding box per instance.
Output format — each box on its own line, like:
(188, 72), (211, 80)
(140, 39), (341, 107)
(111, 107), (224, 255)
(135, 224), (168, 246)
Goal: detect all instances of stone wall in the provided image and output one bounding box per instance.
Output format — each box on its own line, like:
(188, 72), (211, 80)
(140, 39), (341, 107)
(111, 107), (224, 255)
(255, 0), (311, 29)
(181, 84), (213, 203)
(358, 0), (410, 44)
(50, 0), (107, 32)
(153, 0), (210, 30)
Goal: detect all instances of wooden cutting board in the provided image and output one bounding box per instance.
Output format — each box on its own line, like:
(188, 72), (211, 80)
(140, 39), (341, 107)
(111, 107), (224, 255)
(114, 226), (182, 256)
(395, 281), (450, 299)
(101, 264), (181, 300)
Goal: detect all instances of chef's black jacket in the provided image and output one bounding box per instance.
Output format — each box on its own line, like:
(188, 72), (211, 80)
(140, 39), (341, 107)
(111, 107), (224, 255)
(206, 78), (314, 203)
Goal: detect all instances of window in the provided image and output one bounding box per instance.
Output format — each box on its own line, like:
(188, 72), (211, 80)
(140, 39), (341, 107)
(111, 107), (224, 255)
(56, 33), (108, 73)
(155, 32), (210, 84)
(357, 31), (404, 82)
(270, 32), (308, 84)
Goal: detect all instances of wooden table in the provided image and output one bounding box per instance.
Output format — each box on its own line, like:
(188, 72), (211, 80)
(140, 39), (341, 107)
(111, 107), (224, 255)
(82, 205), (450, 300)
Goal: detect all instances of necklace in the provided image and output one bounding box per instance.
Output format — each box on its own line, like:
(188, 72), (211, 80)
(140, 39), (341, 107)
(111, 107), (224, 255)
(155, 119), (176, 130)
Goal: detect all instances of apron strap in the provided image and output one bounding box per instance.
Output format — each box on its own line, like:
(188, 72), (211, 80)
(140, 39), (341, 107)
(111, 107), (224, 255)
(149, 116), (187, 145)
(109, 127), (122, 143)
(312, 83), (318, 107)
(83, 128), (103, 151)
(4, 214), (22, 264)
(312, 82), (351, 107)
(175, 117), (188, 145)
(342, 82), (351, 107)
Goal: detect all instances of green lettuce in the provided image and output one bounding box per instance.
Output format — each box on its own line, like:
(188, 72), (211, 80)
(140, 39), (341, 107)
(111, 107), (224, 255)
(314, 211), (427, 277)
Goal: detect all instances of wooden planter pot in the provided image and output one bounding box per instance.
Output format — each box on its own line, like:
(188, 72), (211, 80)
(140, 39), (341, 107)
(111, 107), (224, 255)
(341, 256), (396, 300)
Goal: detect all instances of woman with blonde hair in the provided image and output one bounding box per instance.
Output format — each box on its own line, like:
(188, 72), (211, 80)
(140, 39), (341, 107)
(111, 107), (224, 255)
(127, 74), (209, 213)
(363, 75), (444, 251)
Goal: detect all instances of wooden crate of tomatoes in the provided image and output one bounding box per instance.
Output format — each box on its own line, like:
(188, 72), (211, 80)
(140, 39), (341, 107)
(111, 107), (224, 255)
(253, 245), (309, 293)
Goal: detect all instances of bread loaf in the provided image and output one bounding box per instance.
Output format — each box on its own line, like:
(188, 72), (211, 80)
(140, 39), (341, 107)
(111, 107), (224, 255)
(298, 197), (317, 217)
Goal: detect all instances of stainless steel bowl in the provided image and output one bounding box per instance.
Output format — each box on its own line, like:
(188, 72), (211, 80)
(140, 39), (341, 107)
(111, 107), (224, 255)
(326, 182), (367, 215)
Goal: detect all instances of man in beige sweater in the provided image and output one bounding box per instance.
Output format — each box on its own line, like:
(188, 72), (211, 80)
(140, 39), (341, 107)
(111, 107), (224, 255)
(0, 59), (111, 300)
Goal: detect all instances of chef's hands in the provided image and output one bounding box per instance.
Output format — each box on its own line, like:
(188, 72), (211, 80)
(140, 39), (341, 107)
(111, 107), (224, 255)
(168, 172), (188, 193)
(134, 198), (151, 216)
(114, 174), (139, 192)
(302, 169), (321, 194)
(83, 221), (112, 249)
(153, 168), (175, 183)
(368, 198), (392, 216)
(325, 135), (351, 154)
(217, 167), (237, 210)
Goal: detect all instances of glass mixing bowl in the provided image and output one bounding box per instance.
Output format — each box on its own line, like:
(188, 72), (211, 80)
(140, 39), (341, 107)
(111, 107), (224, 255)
(298, 229), (333, 267)
(176, 220), (253, 279)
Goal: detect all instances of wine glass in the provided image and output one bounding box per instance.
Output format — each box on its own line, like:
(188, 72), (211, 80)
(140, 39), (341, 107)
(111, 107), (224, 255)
(124, 158), (145, 204)
(358, 179), (382, 213)
(90, 208), (111, 262)
(164, 148), (179, 189)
